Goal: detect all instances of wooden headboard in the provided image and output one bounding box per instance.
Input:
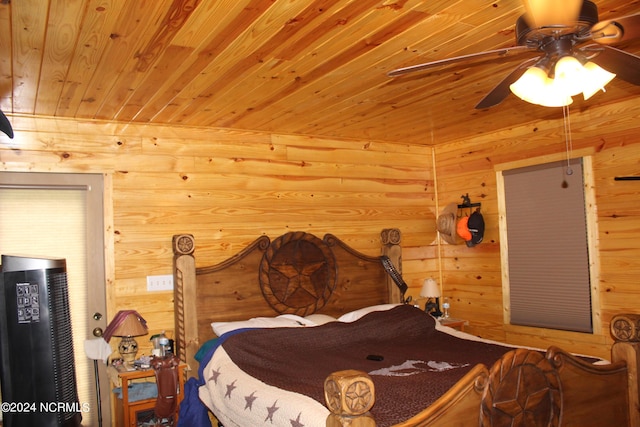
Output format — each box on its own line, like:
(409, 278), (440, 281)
(172, 229), (403, 373)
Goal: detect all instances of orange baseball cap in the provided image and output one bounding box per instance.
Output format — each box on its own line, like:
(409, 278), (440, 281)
(456, 216), (472, 241)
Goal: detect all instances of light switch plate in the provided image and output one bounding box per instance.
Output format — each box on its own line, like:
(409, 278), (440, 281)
(147, 274), (174, 291)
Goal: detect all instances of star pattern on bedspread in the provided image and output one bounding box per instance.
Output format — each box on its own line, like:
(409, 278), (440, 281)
(290, 412), (305, 427)
(271, 260), (326, 301)
(265, 400), (280, 422)
(210, 362), (311, 426)
(208, 368), (221, 384)
(225, 380), (237, 399)
(245, 391), (257, 410)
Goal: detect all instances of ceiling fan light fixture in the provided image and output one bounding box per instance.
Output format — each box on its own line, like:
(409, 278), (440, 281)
(554, 55), (587, 97)
(538, 80), (575, 107)
(387, 0), (638, 109)
(510, 65), (574, 107)
(509, 66), (551, 104)
(0, 110), (13, 139)
(509, 65), (572, 107)
(537, 97), (574, 107)
(581, 61), (616, 100)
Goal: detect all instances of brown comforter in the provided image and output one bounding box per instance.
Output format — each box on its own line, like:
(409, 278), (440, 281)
(222, 305), (513, 426)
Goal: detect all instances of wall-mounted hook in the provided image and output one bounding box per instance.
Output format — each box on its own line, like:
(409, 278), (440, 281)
(458, 193), (481, 209)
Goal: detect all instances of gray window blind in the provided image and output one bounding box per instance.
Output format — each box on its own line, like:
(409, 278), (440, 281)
(503, 158), (592, 333)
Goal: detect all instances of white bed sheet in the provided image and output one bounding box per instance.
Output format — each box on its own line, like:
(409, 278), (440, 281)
(199, 346), (329, 427)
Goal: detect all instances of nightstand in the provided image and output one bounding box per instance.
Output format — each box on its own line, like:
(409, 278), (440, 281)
(108, 362), (187, 427)
(438, 317), (468, 332)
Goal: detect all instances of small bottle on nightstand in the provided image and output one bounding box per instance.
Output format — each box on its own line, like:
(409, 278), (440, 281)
(442, 297), (450, 319)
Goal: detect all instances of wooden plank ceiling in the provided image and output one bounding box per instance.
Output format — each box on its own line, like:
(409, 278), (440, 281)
(0, 0), (637, 145)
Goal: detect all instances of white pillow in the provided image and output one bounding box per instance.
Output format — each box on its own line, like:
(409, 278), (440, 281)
(212, 316), (304, 336)
(337, 303), (401, 323)
(304, 313), (338, 325)
(212, 305), (399, 335)
(277, 314), (315, 326)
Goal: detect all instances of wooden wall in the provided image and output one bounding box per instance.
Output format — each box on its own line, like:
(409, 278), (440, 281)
(430, 97), (640, 359)
(1, 95), (638, 361)
(0, 116), (436, 356)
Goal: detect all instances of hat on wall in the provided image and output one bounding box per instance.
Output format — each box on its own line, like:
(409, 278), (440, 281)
(436, 203), (459, 245)
(465, 210), (485, 247)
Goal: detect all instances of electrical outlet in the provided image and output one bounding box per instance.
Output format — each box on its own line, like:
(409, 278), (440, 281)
(147, 274), (174, 291)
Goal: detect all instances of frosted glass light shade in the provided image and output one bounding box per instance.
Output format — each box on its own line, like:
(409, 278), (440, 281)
(538, 79), (574, 107)
(509, 67), (550, 103)
(554, 56), (585, 97)
(581, 62), (616, 100)
(510, 67), (573, 107)
(510, 56), (616, 107)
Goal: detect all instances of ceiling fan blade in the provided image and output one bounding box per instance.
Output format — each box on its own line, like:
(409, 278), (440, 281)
(0, 110), (13, 139)
(521, 0), (582, 27)
(475, 57), (540, 109)
(591, 13), (640, 45)
(587, 45), (640, 86)
(387, 46), (531, 77)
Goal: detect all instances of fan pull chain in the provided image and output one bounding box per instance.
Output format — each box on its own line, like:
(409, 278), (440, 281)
(562, 105), (573, 176)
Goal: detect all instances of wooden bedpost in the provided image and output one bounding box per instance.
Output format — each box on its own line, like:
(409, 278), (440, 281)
(381, 228), (402, 303)
(611, 314), (640, 427)
(172, 234), (198, 376)
(324, 370), (376, 426)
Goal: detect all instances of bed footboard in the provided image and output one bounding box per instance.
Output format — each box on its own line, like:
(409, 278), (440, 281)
(611, 313), (640, 427)
(325, 342), (636, 427)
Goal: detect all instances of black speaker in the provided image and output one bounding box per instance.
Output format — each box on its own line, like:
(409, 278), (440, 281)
(0, 255), (82, 427)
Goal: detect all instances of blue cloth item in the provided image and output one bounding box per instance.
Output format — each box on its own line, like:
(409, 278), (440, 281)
(113, 382), (157, 402)
(194, 338), (219, 362)
(177, 328), (253, 427)
(177, 377), (211, 427)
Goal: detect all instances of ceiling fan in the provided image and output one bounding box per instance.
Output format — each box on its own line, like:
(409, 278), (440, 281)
(388, 0), (640, 109)
(0, 110), (13, 139)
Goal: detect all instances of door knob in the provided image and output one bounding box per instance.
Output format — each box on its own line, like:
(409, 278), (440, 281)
(92, 312), (104, 337)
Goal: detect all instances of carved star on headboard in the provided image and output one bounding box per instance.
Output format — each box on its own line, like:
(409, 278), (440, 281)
(259, 232), (337, 315)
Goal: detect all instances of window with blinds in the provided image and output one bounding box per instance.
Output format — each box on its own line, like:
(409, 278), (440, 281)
(501, 158), (593, 333)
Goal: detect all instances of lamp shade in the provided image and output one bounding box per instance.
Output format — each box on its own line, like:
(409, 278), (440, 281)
(420, 278), (440, 298)
(510, 54), (616, 108)
(554, 56), (586, 97)
(538, 80), (574, 107)
(581, 62), (616, 100)
(510, 66), (573, 107)
(104, 310), (148, 341)
(509, 66), (549, 104)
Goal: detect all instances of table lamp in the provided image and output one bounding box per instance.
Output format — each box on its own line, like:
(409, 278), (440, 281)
(105, 310), (148, 365)
(420, 278), (443, 318)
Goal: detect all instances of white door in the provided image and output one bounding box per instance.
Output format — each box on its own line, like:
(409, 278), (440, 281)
(0, 172), (110, 427)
